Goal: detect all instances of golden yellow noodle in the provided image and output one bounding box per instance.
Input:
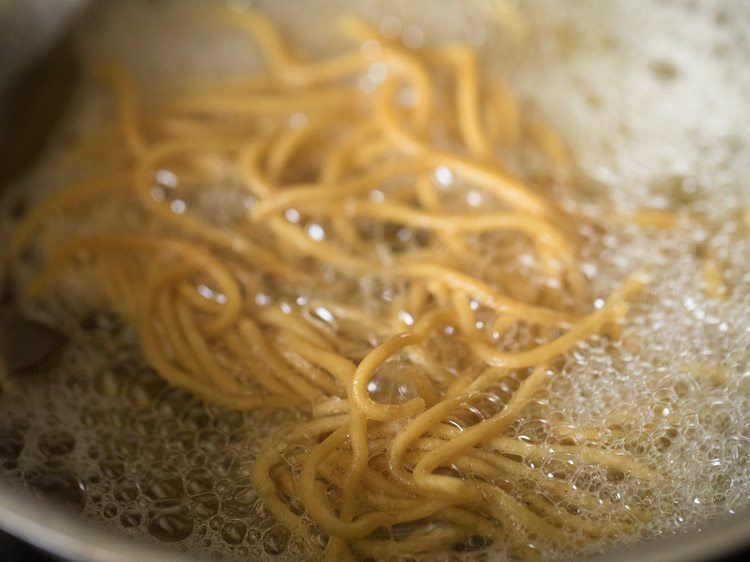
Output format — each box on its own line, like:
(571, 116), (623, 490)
(4, 9), (659, 561)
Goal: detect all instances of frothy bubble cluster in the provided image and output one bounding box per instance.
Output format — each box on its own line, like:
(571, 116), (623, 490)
(1, 0), (749, 560)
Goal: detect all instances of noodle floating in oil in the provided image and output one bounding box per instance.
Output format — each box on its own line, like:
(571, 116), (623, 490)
(3, 9), (662, 561)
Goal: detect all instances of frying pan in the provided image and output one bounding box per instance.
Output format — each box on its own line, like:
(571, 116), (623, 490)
(1, 1), (749, 561)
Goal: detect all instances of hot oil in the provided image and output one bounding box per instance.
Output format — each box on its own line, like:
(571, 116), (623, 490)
(0, 0), (749, 560)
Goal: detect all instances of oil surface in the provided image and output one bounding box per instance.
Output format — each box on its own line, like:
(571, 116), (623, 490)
(0, 1), (749, 560)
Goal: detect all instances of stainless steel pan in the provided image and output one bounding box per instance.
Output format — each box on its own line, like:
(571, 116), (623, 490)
(1, 1), (749, 561)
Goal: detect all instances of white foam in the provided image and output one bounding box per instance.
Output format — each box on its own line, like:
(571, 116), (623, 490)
(0, 0), (749, 560)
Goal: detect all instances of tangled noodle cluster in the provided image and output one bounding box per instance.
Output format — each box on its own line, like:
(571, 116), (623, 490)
(6, 10), (655, 560)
